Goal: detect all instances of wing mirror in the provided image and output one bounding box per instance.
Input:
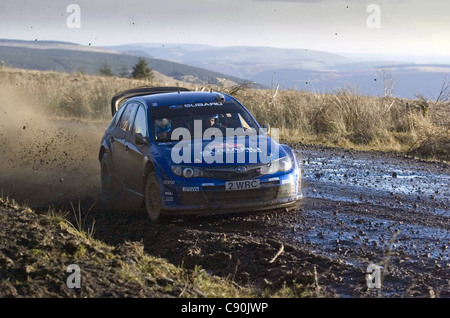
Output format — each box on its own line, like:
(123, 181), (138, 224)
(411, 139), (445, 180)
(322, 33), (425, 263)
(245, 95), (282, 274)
(261, 123), (271, 135)
(134, 133), (148, 145)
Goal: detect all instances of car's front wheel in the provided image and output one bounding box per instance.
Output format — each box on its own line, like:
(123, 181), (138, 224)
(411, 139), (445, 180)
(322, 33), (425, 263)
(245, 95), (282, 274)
(144, 172), (162, 222)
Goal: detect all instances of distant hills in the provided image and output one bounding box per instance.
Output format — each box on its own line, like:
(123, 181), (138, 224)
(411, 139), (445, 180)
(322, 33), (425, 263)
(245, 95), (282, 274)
(1, 39), (449, 99)
(250, 63), (450, 100)
(108, 43), (450, 99)
(106, 43), (351, 78)
(0, 39), (254, 87)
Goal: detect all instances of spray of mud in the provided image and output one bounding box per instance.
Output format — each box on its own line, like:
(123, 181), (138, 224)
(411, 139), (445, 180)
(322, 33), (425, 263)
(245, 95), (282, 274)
(0, 85), (108, 208)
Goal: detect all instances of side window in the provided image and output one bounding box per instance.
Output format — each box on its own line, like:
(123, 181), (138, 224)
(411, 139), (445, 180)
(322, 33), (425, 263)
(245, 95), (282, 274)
(118, 103), (137, 133)
(113, 104), (127, 126)
(133, 105), (148, 137)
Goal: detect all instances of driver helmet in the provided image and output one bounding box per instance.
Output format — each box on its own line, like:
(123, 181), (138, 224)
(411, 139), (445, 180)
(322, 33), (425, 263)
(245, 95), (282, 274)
(155, 118), (172, 133)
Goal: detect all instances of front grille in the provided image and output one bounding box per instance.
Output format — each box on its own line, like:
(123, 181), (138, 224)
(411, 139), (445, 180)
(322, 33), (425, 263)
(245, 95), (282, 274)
(206, 164), (270, 180)
(206, 187), (279, 203)
(179, 183), (295, 205)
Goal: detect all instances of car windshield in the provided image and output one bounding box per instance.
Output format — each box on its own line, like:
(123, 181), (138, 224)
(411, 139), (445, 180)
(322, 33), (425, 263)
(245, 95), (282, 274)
(150, 102), (261, 142)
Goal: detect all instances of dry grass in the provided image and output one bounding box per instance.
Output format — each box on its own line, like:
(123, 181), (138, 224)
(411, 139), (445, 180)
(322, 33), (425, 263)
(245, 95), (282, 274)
(1, 66), (449, 161)
(228, 85), (450, 161)
(0, 68), (159, 118)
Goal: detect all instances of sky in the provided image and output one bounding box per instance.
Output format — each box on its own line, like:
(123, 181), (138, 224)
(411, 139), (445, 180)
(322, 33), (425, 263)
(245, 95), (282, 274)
(1, 0), (449, 62)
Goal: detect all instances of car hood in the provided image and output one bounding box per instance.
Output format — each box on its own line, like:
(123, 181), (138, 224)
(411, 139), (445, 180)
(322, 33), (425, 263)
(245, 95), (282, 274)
(153, 134), (288, 167)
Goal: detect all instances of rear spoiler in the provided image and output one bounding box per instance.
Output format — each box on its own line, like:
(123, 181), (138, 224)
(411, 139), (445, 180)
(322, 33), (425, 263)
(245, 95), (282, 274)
(111, 87), (190, 116)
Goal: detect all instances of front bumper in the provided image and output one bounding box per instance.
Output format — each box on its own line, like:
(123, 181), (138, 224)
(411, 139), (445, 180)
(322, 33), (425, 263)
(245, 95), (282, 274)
(161, 194), (302, 216)
(159, 173), (302, 216)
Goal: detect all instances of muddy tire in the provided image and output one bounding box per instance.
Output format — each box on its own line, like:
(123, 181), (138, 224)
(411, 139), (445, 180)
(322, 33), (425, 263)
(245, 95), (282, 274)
(101, 153), (114, 198)
(100, 153), (123, 208)
(144, 172), (162, 222)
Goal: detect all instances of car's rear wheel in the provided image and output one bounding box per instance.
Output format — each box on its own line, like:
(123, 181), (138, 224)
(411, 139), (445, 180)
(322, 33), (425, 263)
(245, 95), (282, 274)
(144, 172), (162, 222)
(100, 152), (125, 208)
(101, 153), (114, 198)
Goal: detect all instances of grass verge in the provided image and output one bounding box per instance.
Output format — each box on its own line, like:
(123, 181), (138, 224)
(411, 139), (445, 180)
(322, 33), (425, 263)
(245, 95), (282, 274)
(1, 66), (448, 161)
(0, 197), (258, 297)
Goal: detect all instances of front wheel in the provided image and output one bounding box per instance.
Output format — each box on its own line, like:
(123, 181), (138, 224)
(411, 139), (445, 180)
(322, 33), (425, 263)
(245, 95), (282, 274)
(144, 172), (162, 222)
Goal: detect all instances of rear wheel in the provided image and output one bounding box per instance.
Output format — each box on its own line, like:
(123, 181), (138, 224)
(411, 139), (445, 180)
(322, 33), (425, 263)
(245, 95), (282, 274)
(101, 153), (115, 199)
(100, 152), (126, 209)
(144, 172), (162, 222)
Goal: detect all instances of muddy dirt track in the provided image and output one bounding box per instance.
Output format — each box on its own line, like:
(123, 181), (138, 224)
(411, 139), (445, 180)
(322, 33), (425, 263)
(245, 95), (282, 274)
(0, 96), (449, 297)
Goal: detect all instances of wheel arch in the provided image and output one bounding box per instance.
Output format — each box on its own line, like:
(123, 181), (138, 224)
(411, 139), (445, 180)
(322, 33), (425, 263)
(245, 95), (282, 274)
(98, 146), (107, 161)
(142, 158), (158, 194)
(98, 137), (112, 162)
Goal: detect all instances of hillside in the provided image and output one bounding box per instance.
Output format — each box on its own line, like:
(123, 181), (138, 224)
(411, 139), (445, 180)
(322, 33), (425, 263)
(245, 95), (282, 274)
(108, 43), (351, 79)
(251, 64), (450, 99)
(0, 39), (254, 87)
(3, 39), (448, 99)
(110, 43), (450, 99)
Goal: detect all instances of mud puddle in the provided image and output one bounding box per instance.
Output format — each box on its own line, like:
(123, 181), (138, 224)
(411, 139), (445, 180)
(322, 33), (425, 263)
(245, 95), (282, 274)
(291, 207), (449, 265)
(286, 146), (450, 296)
(296, 148), (450, 216)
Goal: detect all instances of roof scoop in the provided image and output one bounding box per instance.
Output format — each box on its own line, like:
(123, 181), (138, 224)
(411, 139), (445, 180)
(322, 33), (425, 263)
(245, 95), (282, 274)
(215, 93), (225, 102)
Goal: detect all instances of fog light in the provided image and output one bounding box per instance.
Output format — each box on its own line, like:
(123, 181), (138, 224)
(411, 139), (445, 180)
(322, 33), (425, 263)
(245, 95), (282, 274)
(183, 167), (194, 178)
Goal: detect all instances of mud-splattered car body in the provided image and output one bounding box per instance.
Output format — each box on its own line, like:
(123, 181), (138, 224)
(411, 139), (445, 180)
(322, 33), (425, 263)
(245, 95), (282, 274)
(99, 87), (302, 221)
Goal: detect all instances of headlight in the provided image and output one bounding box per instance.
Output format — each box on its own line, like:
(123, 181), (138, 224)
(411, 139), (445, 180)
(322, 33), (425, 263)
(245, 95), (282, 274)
(171, 165), (206, 178)
(263, 156), (293, 174)
(278, 156), (293, 172)
(183, 167), (194, 178)
(171, 165), (182, 176)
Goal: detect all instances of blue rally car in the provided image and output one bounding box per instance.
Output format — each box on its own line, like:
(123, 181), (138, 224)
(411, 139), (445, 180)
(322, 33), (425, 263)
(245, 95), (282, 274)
(99, 87), (302, 222)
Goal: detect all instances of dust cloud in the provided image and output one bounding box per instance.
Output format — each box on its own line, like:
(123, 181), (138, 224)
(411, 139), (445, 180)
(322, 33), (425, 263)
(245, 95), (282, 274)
(0, 85), (108, 207)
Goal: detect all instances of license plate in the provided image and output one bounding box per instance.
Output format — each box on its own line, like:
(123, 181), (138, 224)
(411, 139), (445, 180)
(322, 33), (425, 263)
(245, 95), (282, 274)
(225, 179), (260, 191)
